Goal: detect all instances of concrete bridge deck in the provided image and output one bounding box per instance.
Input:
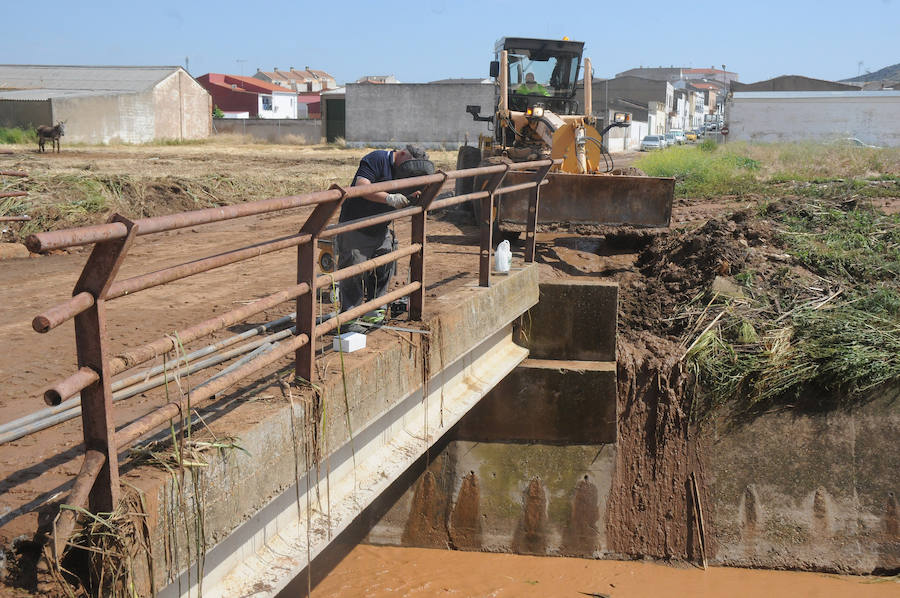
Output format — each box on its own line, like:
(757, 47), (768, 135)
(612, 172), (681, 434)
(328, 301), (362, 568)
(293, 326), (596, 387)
(140, 265), (541, 596)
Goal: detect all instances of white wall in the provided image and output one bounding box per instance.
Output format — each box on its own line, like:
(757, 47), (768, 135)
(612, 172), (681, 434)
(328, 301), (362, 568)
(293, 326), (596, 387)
(257, 92), (297, 119)
(730, 91), (900, 146)
(604, 115), (648, 152)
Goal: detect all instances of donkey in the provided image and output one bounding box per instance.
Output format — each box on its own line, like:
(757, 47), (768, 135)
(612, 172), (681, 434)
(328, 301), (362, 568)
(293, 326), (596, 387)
(37, 121), (65, 153)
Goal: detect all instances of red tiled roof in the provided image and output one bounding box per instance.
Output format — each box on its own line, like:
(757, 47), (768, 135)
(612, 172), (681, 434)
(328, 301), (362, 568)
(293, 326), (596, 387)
(202, 73), (287, 93)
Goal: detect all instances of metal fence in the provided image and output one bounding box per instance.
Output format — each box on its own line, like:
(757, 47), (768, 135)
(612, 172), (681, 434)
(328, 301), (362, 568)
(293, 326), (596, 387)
(0, 169), (30, 222)
(23, 157), (559, 559)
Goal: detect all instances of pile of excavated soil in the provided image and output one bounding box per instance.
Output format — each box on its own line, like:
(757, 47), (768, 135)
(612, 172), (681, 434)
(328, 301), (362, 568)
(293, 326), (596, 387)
(618, 209), (781, 340)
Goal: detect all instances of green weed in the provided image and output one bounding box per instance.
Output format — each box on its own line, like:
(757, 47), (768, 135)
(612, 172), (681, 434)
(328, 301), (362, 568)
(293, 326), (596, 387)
(635, 145), (761, 197)
(686, 197), (900, 418)
(0, 126), (37, 144)
(636, 142), (900, 198)
(778, 202), (900, 282)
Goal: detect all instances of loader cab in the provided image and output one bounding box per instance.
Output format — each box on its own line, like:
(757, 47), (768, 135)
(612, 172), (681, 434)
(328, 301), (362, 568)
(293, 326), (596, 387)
(492, 37), (584, 115)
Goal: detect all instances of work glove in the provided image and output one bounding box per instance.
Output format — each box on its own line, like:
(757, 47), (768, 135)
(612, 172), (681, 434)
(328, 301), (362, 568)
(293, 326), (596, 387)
(384, 193), (409, 209)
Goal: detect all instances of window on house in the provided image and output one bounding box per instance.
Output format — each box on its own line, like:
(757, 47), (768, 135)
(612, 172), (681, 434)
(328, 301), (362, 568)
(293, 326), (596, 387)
(262, 96), (273, 111)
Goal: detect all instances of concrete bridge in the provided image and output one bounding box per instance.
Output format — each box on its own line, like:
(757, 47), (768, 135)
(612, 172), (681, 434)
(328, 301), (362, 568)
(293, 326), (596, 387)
(139, 268), (618, 597)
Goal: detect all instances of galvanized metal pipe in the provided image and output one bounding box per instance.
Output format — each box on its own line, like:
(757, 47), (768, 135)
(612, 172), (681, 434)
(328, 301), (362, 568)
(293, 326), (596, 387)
(39, 309), (300, 411)
(114, 281), (420, 449)
(0, 215), (31, 222)
(114, 330), (310, 449)
(110, 245), (418, 375)
(0, 170), (28, 177)
(0, 192), (27, 199)
(1, 323), (305, 444)
(109, 281), (303, 372)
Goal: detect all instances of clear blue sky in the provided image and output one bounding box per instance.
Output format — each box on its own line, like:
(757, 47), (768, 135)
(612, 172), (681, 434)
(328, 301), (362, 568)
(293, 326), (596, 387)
(4, 0), (897, 85)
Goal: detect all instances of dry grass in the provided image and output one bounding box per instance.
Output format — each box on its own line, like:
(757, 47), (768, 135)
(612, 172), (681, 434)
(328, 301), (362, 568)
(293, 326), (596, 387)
(0, 141), (458, 242)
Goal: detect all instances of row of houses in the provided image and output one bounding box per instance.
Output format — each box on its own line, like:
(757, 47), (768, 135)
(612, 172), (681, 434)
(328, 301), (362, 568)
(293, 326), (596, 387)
(1, 63), (897, 147)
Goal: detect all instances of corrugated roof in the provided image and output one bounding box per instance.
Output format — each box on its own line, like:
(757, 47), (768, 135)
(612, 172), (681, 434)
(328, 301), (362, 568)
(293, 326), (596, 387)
(0, 65), (182, 93)
(0, 88), (104, 100)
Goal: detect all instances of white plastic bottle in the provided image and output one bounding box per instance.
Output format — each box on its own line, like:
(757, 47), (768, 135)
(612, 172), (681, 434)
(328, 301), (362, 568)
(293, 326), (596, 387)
(495, 239), (511, 273)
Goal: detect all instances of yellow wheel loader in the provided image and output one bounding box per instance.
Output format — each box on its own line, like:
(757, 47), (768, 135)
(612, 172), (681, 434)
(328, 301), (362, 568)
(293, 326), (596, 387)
(459, 37), (674, 236)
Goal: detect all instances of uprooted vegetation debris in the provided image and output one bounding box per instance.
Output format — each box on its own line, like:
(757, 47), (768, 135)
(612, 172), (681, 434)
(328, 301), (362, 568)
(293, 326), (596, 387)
(618, 194), (900, 419)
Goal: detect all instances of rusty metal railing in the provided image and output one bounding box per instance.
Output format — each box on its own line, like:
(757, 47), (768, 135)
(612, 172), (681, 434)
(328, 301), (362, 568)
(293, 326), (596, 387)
(26, 157), (560, 559)
(0, 169), (30, 222)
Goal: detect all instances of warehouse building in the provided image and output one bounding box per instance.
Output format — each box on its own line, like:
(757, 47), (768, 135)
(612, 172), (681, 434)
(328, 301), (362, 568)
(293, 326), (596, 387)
(729, 90), (900, 146)
(0, 65), (211, 143)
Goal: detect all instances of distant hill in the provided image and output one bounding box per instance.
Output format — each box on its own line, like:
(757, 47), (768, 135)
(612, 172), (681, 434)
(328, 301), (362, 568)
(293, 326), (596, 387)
(840, 62), (900, 84)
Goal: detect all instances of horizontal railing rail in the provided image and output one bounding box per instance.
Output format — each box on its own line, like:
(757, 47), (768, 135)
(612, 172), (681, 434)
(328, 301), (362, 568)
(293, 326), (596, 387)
(21, 157), (560, 560)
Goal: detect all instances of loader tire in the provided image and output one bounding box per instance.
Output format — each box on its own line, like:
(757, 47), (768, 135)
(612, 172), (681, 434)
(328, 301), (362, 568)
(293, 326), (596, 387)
(455, 145), (482, 198)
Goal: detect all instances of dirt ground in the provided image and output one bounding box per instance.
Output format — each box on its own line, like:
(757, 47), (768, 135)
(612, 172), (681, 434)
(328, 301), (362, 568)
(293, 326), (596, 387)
(7, 142), (891, 591)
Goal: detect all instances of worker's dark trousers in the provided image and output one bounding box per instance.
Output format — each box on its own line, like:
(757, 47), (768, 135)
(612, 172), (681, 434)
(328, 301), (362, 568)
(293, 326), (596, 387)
(336, 228), (396, 314)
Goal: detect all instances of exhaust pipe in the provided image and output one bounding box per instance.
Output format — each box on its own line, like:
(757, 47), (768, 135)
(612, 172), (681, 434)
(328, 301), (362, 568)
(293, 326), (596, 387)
(499, 50), (509, 118)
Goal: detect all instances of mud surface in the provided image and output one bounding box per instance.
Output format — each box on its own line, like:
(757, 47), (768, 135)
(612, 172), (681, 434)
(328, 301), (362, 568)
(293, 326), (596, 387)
(7, 144), (894, 592)
(0, 144), (753, 591)
(309, 544), (899, 597)
(606, 331), (696, 560)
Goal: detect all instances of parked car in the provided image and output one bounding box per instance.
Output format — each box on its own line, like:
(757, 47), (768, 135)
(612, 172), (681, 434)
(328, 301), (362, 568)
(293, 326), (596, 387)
(841, 137), (882, 149)
(665, 132), (678, 146)
(685, 130), (698, 142)
(640, 135), (664, 151)
(670, 130), (686, 144)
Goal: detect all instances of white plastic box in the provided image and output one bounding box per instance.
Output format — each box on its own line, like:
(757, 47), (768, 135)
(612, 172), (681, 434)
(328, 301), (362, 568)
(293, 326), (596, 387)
(333, 332), (366, 353)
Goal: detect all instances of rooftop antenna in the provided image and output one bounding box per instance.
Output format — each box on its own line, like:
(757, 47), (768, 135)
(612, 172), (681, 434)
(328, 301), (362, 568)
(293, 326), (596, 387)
(857, 61), (863, 78)
(236, 59), (247, 76)
(184, 56), (190, 73)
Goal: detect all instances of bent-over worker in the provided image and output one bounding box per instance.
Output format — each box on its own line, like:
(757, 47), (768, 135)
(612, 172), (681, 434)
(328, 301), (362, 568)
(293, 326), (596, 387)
(336, 144), (432, 332)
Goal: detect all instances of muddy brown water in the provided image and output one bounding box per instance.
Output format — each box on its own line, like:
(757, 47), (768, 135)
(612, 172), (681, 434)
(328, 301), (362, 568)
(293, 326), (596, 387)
(309, 545), (897, 597)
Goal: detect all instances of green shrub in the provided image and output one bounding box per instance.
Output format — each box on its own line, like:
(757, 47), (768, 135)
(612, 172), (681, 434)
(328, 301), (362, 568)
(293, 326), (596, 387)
(0, 126), (37, 144)
(634, 145), (761, 197)
(699, 138), (717, 152)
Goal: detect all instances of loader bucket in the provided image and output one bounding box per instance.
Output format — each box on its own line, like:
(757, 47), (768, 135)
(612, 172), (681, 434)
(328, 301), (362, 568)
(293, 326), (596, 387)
(498, 171), (675, 230)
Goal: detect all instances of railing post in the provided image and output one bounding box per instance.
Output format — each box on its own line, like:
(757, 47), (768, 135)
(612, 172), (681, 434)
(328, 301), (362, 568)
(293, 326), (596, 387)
(479, 165), (510, 287)
(409, 173), (447, 321)
(525, 163), (553, 263)
(296, 186), (345, 383)
(72, 213), (137, 513)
